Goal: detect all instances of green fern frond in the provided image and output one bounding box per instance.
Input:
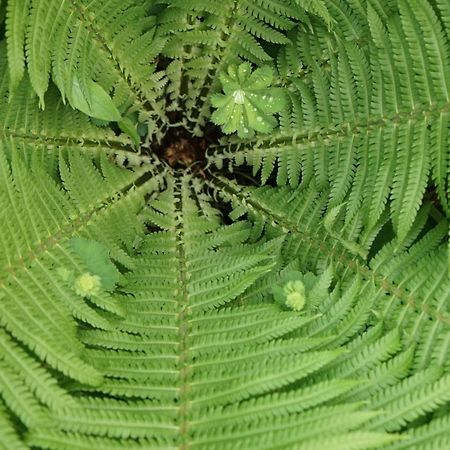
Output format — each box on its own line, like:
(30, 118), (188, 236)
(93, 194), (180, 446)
(0, 144), (157, 389)
(208, 0), (450, 242)
(4, 0), (168, 138)
(157, 0), (331, 135)
(1, 0), (450, 448)
(0, 43), (134, 151)
(18, 174), (401, 449)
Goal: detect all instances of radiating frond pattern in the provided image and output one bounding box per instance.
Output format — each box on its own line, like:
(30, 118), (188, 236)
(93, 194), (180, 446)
(206, 175), (450, 448)
(157, 0), (332, 136)
(13, 174), (398, 449)
(0, 0), (450, 449)
(207, 0), (450, 243)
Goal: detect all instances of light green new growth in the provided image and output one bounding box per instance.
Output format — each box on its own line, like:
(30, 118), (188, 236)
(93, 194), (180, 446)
(211, 63), (285, 138)
(73, 273), (102, 298)
(283, 280), (306, 311)
(0, 0), (449, 449)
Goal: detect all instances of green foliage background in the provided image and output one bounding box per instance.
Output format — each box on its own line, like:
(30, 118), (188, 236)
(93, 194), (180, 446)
(0, 0), (450, 449)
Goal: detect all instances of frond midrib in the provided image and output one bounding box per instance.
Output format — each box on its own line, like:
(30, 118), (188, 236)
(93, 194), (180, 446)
(207, 174), (450, 327)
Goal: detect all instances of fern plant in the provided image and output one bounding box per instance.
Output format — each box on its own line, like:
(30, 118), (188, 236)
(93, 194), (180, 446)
(0, 0), (450, 449)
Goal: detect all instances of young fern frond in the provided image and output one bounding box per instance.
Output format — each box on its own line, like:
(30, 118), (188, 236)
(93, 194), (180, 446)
(157, 0), (331, 135)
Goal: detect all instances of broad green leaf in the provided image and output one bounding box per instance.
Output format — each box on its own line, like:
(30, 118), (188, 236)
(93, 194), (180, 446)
(118, 117), (141, 146)
(211, 62), (286, 138)
(70, 77), (121, 122)
(69, 237), (120, 291)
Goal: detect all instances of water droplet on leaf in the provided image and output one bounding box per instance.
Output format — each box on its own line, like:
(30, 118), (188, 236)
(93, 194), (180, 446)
(232, 90), (246, 104)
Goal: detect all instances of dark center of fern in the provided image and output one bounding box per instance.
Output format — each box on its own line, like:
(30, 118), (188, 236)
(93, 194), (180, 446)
(150, 120), (221, 171)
